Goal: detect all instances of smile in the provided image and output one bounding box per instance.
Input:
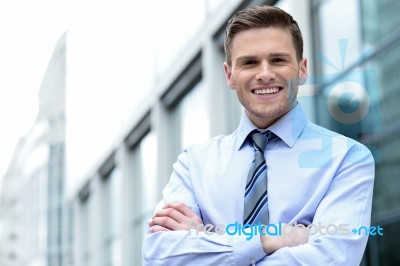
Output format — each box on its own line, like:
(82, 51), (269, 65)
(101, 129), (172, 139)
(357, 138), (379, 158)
(252, 87), (282, 95)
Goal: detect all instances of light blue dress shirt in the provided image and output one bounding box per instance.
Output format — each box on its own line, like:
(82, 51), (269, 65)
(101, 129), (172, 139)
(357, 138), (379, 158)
(142, 103), (375, 265)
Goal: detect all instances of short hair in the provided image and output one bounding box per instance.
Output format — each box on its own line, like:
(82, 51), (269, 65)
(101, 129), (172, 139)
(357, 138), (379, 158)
(224, 5), (304, 65)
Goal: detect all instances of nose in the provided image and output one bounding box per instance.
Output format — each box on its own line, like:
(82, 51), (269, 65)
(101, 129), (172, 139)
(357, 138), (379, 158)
(255, 61), (275, 82)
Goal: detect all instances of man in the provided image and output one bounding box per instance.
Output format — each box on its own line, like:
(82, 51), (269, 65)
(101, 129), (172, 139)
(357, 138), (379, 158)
(143, 5), (374, 265)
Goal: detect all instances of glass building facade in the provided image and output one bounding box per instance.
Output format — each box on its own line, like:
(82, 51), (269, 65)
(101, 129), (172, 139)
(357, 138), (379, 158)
(312, 0), (400, 265)
(361, 0), (400, 265)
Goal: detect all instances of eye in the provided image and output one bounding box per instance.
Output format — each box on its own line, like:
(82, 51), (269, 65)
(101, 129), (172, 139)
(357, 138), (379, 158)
(243, 60), (256, 65)
(271, 57), (285, 63)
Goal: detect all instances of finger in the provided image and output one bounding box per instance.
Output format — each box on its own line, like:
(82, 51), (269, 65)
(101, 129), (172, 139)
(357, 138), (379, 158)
(149, 216), (182, 230)
(153, 207), (188, 224)
(149, 225), (170, 233)
(163, 202), (203, 223)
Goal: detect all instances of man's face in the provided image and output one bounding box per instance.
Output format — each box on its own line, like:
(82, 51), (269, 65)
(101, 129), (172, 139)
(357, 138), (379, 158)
(224, 27), (307, 128)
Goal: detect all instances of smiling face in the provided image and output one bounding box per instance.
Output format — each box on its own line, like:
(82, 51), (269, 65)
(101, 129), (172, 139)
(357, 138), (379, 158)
(224, 27), (308, 129)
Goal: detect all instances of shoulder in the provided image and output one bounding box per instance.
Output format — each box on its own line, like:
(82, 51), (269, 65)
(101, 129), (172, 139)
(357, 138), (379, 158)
(303, 121), (374, 164)
(185, 130), (237, 152)
(303, 121), (343, 139)
(180, 130), (239, 163)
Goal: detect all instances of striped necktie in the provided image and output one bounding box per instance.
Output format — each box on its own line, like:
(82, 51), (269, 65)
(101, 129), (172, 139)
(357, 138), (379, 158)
(243, 131), (270, 225)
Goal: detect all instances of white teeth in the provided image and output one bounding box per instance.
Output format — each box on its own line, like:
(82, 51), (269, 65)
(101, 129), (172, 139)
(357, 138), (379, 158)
(254, 87), (280, 95)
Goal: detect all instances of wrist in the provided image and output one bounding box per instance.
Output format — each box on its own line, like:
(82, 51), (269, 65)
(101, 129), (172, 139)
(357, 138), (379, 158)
(260, 234), (281, 254)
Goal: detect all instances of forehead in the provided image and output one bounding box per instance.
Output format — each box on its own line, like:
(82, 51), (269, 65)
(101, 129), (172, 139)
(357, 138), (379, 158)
(230, 27), (296, 59)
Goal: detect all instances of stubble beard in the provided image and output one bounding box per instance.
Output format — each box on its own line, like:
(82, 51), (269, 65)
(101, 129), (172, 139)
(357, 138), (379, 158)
(245, 87), (298, 122)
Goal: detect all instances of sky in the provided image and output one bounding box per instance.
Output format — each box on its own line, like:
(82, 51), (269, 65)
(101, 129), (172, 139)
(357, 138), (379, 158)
(0, 0), (71, 179)
(0, 0), (205, 193)
(0, 0), (143, 187)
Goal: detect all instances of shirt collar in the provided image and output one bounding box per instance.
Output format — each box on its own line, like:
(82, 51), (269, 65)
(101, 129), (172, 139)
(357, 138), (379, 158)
(235, 103), (308, 150)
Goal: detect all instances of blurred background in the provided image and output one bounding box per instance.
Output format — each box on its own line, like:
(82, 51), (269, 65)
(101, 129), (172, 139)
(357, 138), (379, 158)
(0, 0), (399, 265)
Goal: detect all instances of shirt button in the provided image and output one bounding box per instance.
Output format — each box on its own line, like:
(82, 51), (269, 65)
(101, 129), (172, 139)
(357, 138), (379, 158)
(250, 259), (256, 265)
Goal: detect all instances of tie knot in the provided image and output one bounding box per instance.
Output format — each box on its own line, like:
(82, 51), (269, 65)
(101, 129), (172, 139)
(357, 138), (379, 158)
(251, 131), (268, 152)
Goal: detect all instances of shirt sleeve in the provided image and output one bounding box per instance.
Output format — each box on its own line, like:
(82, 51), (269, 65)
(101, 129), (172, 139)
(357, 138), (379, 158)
(257, 143), (375, 265)
(142, 149), (266, 266)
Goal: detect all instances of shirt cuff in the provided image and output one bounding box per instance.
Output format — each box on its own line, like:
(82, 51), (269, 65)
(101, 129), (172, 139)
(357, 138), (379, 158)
(231, 234), (266, 265)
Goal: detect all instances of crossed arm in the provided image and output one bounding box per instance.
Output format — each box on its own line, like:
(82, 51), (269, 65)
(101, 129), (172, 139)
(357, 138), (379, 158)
(148, 202), (309, 255)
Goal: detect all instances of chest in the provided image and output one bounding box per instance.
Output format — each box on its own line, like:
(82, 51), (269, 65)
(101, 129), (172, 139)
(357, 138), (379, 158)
(190, 146), (337, 225)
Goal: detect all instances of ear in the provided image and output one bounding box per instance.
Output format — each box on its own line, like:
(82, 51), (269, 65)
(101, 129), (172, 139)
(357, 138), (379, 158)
(298, 58), (308, 85)
(223, 62), (236, 90)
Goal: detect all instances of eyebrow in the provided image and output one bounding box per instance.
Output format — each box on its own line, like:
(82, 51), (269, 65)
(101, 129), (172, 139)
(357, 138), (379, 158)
(269, 53), (292, 58)
(235, 56), (257, 63)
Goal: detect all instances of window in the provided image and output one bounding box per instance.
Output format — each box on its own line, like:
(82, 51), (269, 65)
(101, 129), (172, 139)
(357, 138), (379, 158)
(101, 167), (122, 266)
(129, 131), (158, 266)
(140, 132), (158, 217)
(178, 80), (210, 149)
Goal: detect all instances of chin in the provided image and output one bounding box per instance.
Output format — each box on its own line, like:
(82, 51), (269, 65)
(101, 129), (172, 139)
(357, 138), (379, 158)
(258, 103), (290, 117)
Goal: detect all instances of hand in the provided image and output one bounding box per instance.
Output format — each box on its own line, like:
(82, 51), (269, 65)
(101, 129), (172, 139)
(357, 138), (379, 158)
(261, 223), (309, 254)
(148, 202), (204, 233)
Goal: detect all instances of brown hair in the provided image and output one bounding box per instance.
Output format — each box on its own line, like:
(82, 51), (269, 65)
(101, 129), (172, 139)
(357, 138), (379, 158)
(224, 5), (303, 65)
